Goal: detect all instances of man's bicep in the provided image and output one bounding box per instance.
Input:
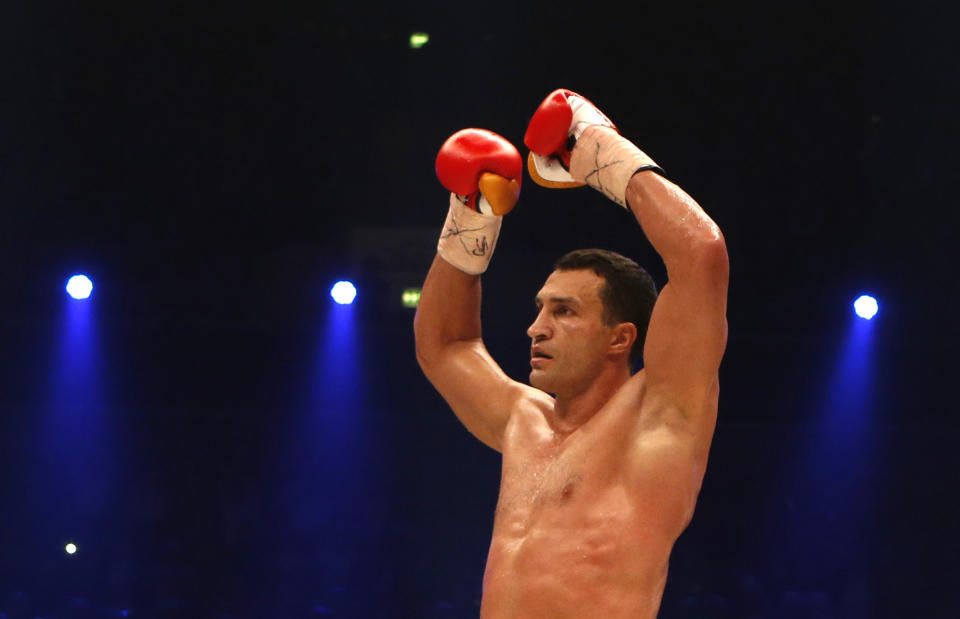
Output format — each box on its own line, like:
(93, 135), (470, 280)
(418, 339), (528, 452)
(642, 266), (728, 418)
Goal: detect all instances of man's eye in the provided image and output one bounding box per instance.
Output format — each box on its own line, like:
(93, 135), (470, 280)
(555, 306), (570, 315)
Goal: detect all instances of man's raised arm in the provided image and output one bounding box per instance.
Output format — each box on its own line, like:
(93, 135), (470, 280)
(618, 147), (728, 429)
(524, 90), (729, 437)
(413, 129), (530, 453)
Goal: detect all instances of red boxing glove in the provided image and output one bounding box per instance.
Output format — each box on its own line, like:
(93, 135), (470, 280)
(524, 88), (663, 208)
(523, 89), (619, 188)
(435, 128), (522, 216)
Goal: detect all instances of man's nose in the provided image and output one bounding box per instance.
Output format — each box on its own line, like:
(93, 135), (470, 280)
(527, 311), (550, 340)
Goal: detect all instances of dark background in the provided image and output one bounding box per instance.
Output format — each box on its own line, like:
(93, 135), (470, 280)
(2, 1), (959, 617)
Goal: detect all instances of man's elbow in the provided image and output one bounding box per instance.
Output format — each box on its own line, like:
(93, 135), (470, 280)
(413, 311), (436, 370)
(413, 310), (453, 372)
(699, 232), (729, 275)
(677, 230), (729, 283)
(414, 335), (439, 373)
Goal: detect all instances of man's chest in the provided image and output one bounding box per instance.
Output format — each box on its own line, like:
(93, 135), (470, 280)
(493, 420), (629, 530)
(492, 402), (703, 539)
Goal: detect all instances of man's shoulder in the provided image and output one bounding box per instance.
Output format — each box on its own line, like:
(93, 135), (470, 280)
(512, 384), (555, 416)
(625, 383), (716, 498)
(502, 388), (555, 448)
(598, 370), (715, 470)
(626, 368), (718, 437)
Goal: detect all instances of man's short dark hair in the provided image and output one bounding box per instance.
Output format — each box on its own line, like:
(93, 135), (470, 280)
(553, 249), (658, 366)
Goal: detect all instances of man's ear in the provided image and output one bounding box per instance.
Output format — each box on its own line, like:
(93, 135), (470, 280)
(608, 322), (637, 357)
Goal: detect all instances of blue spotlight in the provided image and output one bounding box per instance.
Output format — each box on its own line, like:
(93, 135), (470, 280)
(66, 274), (93, 300)
(853, 295), (878, 320)
(330, 281), (357, 305)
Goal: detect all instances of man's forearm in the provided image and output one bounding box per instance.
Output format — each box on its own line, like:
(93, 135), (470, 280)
(624, 168), (727, 280)
(413, 255), (483, 364)
(563, 118), (726, 280)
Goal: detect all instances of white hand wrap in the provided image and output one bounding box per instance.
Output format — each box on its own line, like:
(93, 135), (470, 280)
(567, 93), (616, 139)
(570, 125), (661, 210)
(437, 193), (503, 275)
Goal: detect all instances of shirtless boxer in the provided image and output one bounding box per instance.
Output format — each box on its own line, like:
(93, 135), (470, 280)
(414, 89), (729, 618)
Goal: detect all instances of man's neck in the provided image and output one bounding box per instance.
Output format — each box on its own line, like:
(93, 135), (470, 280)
(551, 364), (632, 436)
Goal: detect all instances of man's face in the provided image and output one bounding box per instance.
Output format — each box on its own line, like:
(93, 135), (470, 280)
(528, 269), (613, 397)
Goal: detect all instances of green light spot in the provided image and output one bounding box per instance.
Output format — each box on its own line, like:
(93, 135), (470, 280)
(402, 288), (422, 308)
(409, 32), (429, 49)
